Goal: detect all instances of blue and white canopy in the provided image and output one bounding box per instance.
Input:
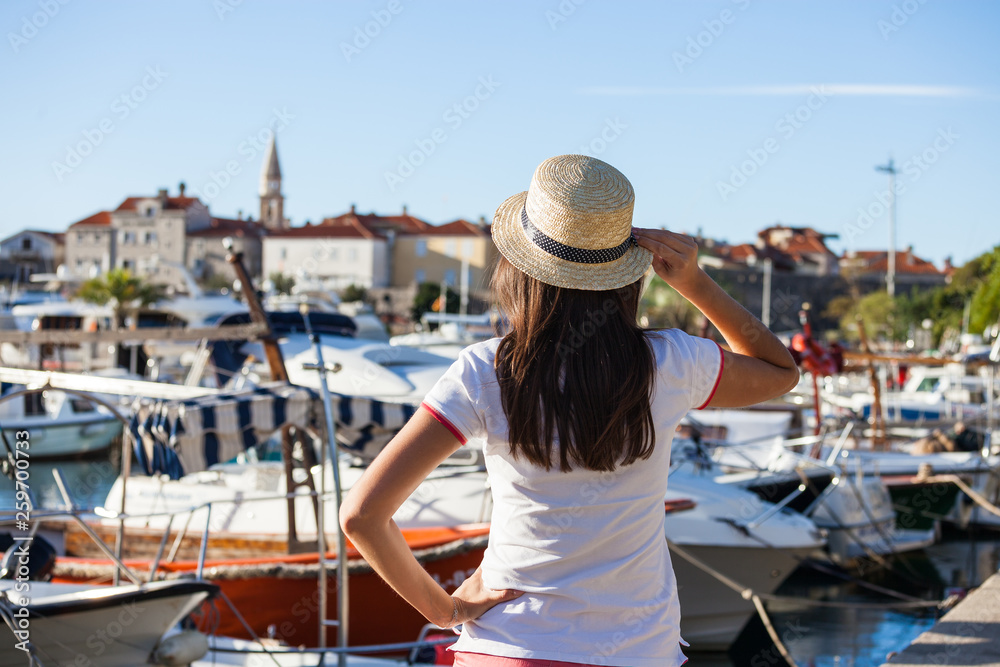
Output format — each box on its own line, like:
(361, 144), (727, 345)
(129, 383), (418, 479)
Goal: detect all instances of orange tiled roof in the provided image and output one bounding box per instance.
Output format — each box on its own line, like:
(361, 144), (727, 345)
(267, 218), (385, 240)
(759, 225), (837, 259)
(186, 217), (264, 238)
(116, 196), (201, 212)
(319, 210), (488, 237)
(321, 211), (429, 234)
(843, 250), (942, 275)
(69, 211), (112, 227)
(425, 219), (491, 236)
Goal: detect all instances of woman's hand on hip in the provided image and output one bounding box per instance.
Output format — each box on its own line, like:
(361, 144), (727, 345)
(449, 567), (523, 626)
(632, 227), (706, 296)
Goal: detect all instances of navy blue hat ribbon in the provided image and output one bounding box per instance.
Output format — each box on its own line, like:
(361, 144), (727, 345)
(521, 207), (635, 264)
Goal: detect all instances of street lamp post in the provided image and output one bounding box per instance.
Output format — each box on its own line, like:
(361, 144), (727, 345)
(875, 158), (898, 297)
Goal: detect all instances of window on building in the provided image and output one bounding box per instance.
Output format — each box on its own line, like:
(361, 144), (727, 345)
(21, 238), (31, 250)
(348, 248), (358, 261)
(75, 259), (84, 270)
(144, 231), (157, 245)
(415, 269), (426, 284)
(121, 231), (136, 245)
(279, 247), (287, 260)
(76, 232), (84, 243)
(462, 239), (474, 258)
(145, 206), (156, 217)
(120, 259), (134, 270)
(444, 269), (456, 286)
(329, 248), (338, 260)
(416, 239), (427, 257)
(445, 239), (456, 258)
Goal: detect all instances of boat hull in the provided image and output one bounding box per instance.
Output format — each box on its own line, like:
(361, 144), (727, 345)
(670, 544), (814, 651)
(1, 418), (120, 458)
(0, 580), (215, 667)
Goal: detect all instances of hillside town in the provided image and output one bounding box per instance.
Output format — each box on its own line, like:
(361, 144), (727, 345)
(1, 137), (952, 336)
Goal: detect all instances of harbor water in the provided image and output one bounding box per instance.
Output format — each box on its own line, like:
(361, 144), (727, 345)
(9, 443), (999, 667)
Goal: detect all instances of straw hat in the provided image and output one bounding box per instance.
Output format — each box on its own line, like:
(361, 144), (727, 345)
(492, 154), (651, 290)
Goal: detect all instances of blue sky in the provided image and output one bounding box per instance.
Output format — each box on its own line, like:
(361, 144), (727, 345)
(2, 0), (998, 266)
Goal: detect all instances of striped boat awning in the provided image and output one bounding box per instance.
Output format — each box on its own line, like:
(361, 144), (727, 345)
(129, 383), (418, 479)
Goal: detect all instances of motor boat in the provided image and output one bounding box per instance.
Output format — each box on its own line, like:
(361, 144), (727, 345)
(0, 578), (217, 666)
(211, 311), (453, 404)
(823, 446), (1000, 530)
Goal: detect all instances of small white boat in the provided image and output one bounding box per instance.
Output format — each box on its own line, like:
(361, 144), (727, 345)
(823, 364), (995, 423)
(0, 386), (121, 458)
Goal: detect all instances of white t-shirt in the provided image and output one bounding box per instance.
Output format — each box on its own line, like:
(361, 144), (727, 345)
(421, 330), (723, 667)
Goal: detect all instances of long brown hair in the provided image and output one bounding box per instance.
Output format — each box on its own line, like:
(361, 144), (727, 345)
(492, 255), (656, 472)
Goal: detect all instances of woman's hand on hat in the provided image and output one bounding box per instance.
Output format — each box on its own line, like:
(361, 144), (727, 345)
(633, 228), (705, 294)
(448, 566), (524, 627)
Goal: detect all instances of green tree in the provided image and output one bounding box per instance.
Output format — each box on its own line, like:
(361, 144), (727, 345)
(411, 282), (459, 323)
(201, 273), (234, 293)
(269, 272), (295, 295)
(830, 291), (907, 343)
(639, 276), (703, 333)
(969, 246), (1000, 336)
(77, 268), (165, 329)
(341, 284), (368, 303)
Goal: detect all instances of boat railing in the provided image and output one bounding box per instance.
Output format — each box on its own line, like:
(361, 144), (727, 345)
(0, 507), (143, 585)
(3, 459), (491, 574)
(0, 501), (466, 664)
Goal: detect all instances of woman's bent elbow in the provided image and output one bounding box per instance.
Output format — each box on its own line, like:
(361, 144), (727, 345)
(339, 499), (366, 538)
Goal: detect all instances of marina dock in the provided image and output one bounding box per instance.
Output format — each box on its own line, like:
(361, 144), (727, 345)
(883, 571), (1000, 667)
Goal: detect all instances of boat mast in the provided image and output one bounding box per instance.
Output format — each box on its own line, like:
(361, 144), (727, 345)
(224, 237), (288, 383)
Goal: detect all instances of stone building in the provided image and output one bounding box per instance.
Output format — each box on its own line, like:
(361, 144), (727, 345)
(0, 230), (65, 282)
(840, 247), (946, 293)
(262, 216), (390, 288)
(62, 137), (287, 289)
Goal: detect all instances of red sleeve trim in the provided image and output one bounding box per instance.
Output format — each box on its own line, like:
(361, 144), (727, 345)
(695, 343), (725, 410)
(420, 402), (467, 445)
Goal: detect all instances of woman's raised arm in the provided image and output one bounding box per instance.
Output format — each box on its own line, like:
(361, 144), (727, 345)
(634, 228), (800, 408)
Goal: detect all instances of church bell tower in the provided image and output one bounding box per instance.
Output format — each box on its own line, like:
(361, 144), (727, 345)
(259, 136), (285, 229)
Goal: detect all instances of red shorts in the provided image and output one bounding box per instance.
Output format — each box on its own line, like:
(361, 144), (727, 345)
(453, 653), (592, 667)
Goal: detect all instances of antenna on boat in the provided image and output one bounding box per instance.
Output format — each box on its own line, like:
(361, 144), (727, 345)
(300, 303), (349, 666)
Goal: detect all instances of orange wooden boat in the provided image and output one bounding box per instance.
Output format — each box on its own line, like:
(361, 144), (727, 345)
(51, 523), (490, 649)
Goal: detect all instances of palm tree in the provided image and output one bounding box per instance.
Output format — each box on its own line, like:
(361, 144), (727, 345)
(77, 268), (165, 329)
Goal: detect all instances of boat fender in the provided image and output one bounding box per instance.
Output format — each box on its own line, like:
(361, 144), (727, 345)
(151, 630), (209, 666)
(0, 535), (56, 581)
